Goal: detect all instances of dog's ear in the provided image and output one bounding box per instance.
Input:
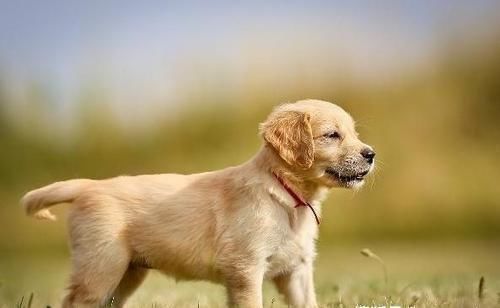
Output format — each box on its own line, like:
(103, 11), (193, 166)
(260, 110), (314, 169)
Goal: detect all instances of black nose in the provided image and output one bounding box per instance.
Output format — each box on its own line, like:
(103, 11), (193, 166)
(361, 148), (376, 163)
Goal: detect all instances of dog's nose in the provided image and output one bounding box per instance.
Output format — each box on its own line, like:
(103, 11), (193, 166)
(361, 148), (376, 164)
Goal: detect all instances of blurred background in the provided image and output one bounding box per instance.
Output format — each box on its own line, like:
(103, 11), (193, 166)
(1, 1), (500, 306)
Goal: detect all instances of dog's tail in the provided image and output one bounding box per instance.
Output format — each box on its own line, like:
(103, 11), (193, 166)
(21, 179), (93, 221)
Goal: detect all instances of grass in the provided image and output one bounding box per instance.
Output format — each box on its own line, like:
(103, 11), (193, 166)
(1, 240), (500, 307)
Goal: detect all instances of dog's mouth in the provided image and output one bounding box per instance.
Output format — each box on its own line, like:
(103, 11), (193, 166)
(325, 168), (369, 183)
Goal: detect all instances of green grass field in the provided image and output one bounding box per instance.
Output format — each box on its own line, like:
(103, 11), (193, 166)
(1, 240), (499, 307)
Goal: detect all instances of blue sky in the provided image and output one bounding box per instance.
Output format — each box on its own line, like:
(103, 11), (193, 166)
(0, 0), (498, 112)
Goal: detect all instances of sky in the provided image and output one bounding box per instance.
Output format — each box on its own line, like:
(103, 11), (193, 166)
(0, 0), (499, 115)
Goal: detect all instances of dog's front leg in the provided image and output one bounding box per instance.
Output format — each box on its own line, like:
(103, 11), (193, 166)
(224, 267), (264, 308)
(273, 262), (318, 308)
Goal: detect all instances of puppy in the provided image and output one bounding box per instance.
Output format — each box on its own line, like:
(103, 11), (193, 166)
(21, 99), (375, 308)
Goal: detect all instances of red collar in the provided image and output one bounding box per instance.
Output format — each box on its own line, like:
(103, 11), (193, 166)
(272, 172), (321, 225)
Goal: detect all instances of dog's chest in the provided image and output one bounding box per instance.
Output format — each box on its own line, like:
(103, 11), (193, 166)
(265, 243), (304, 278)
(264, 229), (315, 278)
(260, 202), (319, 278)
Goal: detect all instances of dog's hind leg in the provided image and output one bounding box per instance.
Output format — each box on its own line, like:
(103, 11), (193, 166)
(110, 266), (149, 307)
(62, 241), (130, 307)
(62, 217), (131, 308)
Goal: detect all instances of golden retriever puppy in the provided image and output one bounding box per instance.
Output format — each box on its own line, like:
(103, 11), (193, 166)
(21, 99), (375, 308)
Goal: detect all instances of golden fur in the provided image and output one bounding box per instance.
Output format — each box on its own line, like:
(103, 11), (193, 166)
(21, 99), (374, 307)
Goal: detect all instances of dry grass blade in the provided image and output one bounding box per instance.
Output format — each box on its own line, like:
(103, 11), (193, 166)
(478, 276), (485, 302)
(15, 292), (35, 308)
(360, 248), (388, 288)
(27, 292), (34, 308)
(16, 295), (24, 308)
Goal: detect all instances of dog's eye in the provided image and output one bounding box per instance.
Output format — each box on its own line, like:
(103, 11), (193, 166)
(325, 132), (341, 139)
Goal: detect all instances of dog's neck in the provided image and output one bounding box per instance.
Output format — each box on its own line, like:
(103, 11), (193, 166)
(250, 145), (326, 204)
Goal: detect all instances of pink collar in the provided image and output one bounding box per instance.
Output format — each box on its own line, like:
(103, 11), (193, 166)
(272, 172), (320, 225)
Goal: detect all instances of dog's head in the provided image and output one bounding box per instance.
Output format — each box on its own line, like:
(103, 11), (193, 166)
(260, 99), (375, 189)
